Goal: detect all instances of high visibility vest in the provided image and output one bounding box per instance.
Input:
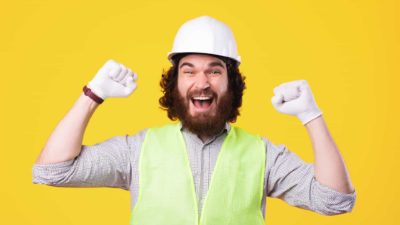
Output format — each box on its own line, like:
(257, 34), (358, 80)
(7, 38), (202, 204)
(130, 123), (266, 225)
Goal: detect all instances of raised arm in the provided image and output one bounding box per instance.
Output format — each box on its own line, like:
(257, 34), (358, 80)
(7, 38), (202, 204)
(35, 93), (99, 164)
(35, 59), (138, 164)
(271, 80), (354, 194)
(305, 116), (354, 193)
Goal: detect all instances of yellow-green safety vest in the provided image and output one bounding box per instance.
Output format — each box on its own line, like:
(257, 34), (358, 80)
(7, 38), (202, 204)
(130, 123), (266, 225)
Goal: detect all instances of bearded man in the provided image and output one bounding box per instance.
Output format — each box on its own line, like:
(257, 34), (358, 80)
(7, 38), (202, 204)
(33, 16), (356, 225)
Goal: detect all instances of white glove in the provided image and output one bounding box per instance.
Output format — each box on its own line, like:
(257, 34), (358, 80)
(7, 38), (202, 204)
(271, 80), (322, 125)
(87, 59), (138, 100)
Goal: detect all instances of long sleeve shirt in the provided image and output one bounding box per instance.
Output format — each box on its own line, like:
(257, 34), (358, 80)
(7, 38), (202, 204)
(32, 123), (356, 218)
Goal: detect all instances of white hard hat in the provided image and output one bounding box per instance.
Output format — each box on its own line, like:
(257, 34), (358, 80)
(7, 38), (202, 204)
(167, 16), (241, 65)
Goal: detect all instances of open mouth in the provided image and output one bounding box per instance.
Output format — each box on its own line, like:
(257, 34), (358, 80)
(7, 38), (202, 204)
(191, 96), (214, 110)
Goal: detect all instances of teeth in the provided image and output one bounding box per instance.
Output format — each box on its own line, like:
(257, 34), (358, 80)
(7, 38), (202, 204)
(192, 96), (212, 100)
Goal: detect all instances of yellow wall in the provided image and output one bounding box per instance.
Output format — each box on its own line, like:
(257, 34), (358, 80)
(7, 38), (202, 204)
(1, 0), (399, 224)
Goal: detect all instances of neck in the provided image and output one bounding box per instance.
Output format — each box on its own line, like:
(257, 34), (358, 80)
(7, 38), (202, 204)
(197, 134), (213, 143)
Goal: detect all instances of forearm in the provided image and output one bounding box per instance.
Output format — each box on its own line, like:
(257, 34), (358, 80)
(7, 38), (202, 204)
(305, 116), (354, 194)
(35, 93), (99, 164)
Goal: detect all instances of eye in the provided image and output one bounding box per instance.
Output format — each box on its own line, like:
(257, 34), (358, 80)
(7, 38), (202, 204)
(210, 70), (221, 75)
(183, 71), (194, 75)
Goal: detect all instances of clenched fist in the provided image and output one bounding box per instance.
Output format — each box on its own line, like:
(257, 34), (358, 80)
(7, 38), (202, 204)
(271, 80), (322, 125)
(87, 59), (138, 100)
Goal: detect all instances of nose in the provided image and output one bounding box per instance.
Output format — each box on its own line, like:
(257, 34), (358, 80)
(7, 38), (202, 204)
(194, 72), (210, 89)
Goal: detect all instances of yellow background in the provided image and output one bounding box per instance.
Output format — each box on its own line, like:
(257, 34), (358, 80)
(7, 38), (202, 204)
(1, 0), (399, 224)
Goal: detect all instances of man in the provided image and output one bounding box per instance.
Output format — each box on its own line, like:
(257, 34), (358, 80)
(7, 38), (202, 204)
(32, 16), (356, 224)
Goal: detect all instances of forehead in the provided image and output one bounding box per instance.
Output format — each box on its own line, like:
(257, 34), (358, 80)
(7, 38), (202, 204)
(178, 54), (226, 68)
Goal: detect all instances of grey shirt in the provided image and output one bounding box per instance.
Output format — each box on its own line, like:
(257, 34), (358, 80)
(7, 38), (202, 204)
(32, 122), (356, 218)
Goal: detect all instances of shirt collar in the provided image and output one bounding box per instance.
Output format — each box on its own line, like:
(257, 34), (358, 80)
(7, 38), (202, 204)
(178, 121), (231, 132)
(178, 121), (231, 144)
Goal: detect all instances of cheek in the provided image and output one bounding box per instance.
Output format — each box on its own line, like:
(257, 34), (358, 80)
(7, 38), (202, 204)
(221, 81), (229, 93)
(214, 77), (229, 95)
(177, 78), (191, 97)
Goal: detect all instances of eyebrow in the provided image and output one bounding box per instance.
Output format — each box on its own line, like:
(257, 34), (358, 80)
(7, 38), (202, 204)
(179, 61), (226, 69)
(209, 61), (225, 69)
(179, 62), (194, 69)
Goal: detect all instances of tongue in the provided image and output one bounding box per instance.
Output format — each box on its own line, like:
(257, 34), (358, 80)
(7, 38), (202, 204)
(194, 100), (211, 109)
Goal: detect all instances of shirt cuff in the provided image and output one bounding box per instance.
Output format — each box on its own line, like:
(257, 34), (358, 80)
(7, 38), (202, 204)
(32, 159), (75, 185)
(311, 177), (356, 215)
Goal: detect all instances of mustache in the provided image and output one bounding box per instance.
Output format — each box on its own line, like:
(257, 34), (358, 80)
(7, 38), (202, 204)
(187, 89), (217, 99)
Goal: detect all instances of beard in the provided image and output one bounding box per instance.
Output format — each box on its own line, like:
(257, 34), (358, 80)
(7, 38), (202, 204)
(172, 87), (234, 138)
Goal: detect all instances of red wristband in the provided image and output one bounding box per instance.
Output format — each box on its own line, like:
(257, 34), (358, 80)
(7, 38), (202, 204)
(83, 85), (104, 104)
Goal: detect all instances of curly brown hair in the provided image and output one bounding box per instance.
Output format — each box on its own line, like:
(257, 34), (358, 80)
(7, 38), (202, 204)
(159, 53), (246, 123)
